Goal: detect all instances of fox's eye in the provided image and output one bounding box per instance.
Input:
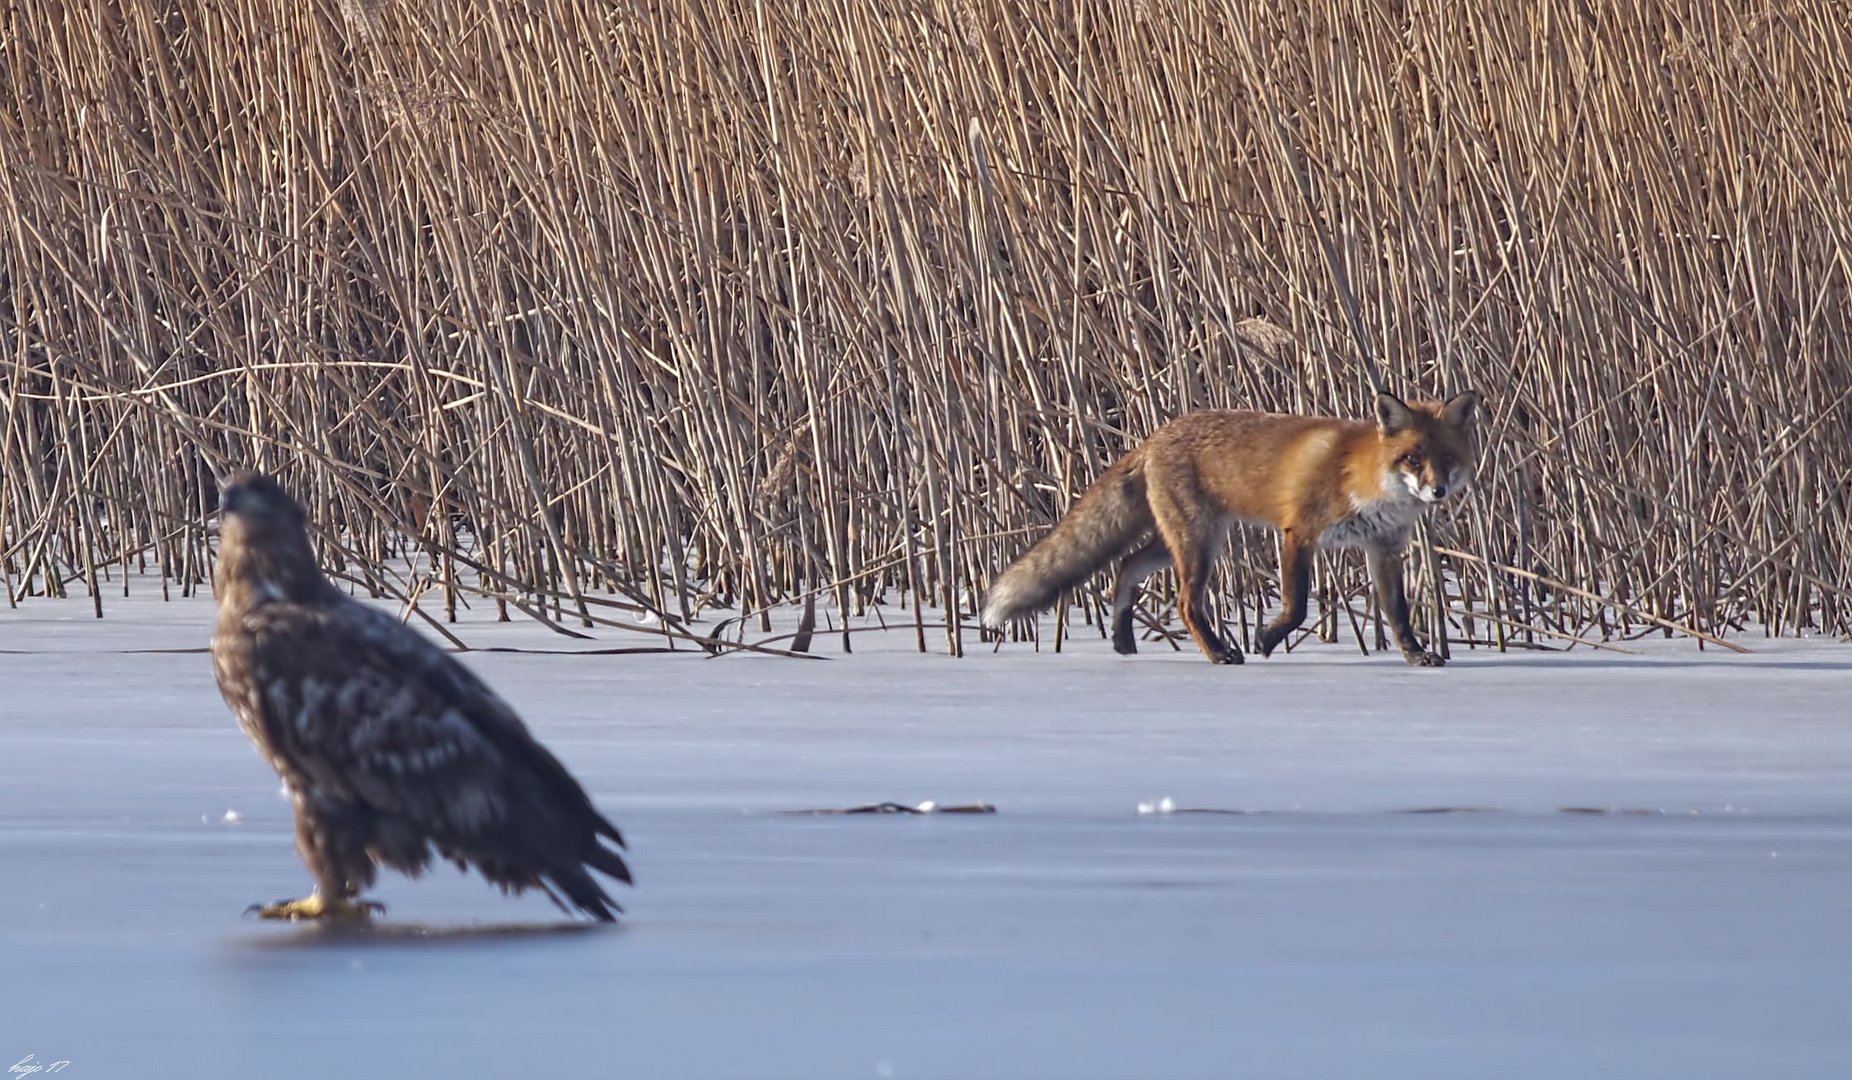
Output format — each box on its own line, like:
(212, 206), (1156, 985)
(1401, 453), (1424, 469)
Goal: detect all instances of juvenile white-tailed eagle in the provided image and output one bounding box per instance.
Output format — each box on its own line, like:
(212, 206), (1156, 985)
(210, 470), (631, 922)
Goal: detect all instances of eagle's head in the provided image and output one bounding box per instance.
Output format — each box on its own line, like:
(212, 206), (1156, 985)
(219, 470), (308, 534)
(214, 471), (328, 605)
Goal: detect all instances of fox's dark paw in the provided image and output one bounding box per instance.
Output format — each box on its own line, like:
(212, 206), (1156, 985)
(1112, 634), (1138, 656)
(1404, 650), (1446, 668)
(1209, 647), (1245, 665)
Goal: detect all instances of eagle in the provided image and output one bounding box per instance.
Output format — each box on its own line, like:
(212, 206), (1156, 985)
(210, 470), (631, 922)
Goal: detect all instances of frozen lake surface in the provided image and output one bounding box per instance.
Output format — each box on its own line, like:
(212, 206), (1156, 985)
(2, 594), (1849, 1078)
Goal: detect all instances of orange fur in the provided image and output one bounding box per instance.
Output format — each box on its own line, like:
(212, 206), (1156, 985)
(983, 391), (1482, 666)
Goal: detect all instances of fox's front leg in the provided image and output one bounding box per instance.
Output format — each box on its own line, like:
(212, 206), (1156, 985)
(1366, 543), (1443, 667)
(1257, 533), (1313, 658)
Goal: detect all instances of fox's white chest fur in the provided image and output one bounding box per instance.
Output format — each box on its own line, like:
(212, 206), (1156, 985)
(1318, 479), (1429, 550)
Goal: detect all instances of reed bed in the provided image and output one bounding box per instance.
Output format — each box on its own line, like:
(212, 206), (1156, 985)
(0, 0), (1847, 652)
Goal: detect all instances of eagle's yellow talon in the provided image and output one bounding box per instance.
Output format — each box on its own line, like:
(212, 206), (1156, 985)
(245, 894), (382, 921)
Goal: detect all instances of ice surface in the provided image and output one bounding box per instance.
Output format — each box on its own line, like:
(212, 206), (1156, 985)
(1, 591), (1849, 1078)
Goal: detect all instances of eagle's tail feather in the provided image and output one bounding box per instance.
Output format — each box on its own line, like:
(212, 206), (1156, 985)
(586, 838), (633, 886)
(593, 810), (627, 850)
(551, 861), (623, 922)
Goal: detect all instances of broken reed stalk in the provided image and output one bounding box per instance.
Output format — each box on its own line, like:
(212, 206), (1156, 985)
(0, 0), (1847, 652)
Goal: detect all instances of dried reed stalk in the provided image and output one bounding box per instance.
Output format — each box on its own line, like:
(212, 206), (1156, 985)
(0, 0), (1845, 652)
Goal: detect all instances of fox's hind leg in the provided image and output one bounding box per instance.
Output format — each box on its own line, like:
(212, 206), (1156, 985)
(1149, 489), (1241, 665)
(1110, 540), (1172, 655)
(1176, 541), (1241, 664)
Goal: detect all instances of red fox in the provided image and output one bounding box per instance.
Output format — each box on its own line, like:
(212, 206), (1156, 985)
(982, 391), (1482, 666)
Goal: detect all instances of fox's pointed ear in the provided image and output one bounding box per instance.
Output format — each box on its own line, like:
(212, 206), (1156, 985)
(1376, 392), (1416, 434)
(1441, 390), (1482, 429)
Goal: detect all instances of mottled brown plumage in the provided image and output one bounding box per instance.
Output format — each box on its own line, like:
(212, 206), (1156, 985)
(210, 471), (630, 922)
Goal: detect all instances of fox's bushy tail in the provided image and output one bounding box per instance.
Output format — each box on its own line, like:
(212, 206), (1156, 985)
(981, 449), (1153, 627)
